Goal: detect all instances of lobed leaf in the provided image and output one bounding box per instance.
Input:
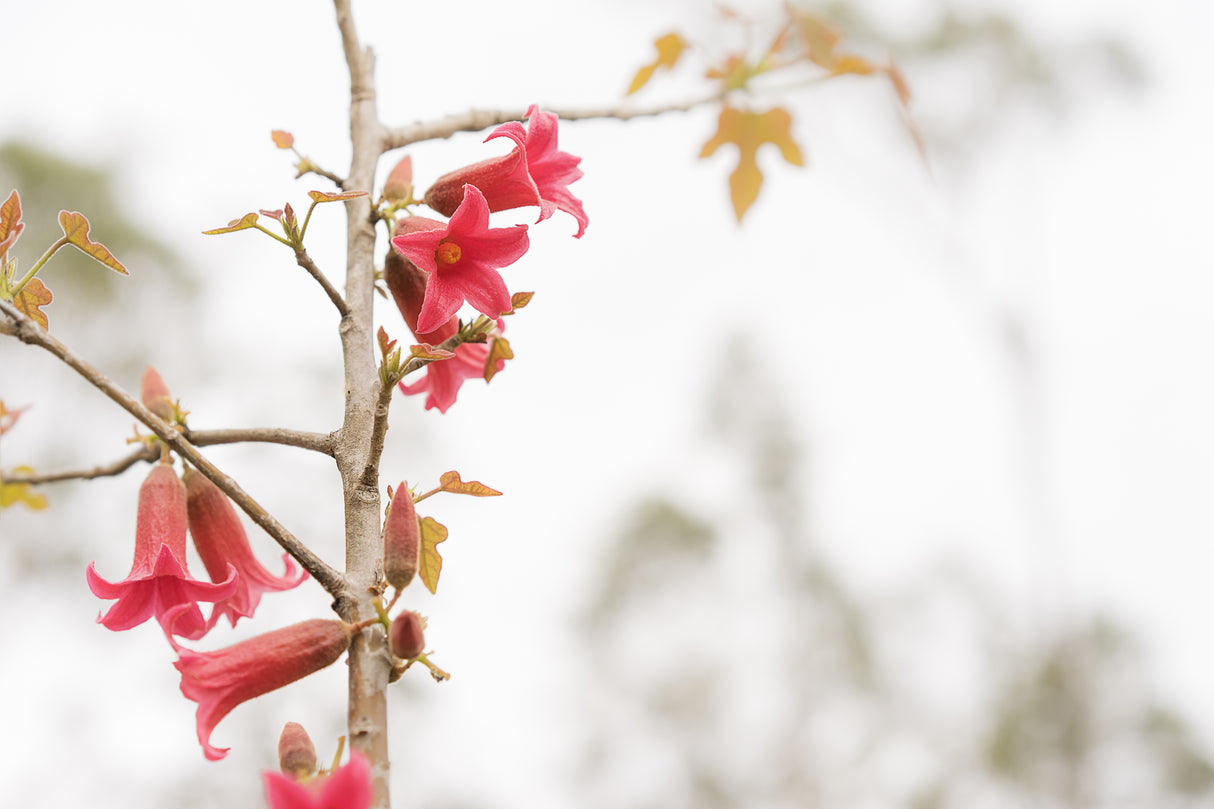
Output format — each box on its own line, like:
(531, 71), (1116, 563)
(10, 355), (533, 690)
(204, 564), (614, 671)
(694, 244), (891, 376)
(699, 105), (804, 221)
(438, 471), (502, 498)
(0, 467), (48, 511)
(418, 516), (449, 594)
(13, 277), (52, 329)
(307, 190), (367, 203)
(202, 212), (261, 235)
(58, 211), (128, 275)
(627, 32), (687, 95)
(0, 190), (23, 250)
(409, 344), (456, 361)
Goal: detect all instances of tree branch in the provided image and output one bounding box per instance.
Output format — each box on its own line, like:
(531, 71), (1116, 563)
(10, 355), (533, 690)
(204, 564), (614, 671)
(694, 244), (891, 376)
(381, 93), (725, 150)
(332, 1), (392, 804)
(296, 247), (351, 317)
(186, 426), (337, 454)
(2, 444), (157, 485)
(0, 298), (346, 596)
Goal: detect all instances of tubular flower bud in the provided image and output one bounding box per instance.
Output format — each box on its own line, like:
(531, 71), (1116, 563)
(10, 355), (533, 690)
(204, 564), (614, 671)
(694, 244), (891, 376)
(183, 467), (308, 629)
(383, 155), (413, 203)
(383, 483), (420, 590)
(140, 365), (176, 422)
(264, 751), (373, 809)
(389, 610), (426, 660)
(172, 616), (353, 761)
(87, 464), (237, 640)
(277, 722), (318, 779)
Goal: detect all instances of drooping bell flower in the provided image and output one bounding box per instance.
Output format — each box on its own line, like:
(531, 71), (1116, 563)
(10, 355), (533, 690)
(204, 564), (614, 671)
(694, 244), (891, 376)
(424, 105), (588, 237)
(86, 463), (237, 640)
(171, 614), (353, 761)
(383, 247), (507, 412)
(183, 467), (308, 630)
(391, 186), (529, 334)
(264, 750), (373, 809)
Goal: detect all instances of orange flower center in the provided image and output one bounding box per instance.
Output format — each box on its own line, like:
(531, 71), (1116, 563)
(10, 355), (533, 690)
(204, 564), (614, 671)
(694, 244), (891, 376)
(436, 241), (462, 265)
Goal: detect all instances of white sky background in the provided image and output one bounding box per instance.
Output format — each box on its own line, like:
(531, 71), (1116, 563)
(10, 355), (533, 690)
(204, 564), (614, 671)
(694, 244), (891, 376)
(2, 0), (1214, 807)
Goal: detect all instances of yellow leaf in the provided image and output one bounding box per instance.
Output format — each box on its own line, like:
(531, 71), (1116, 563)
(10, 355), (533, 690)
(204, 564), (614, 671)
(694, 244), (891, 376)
(484, 336), (513, 383)
(786, 7), (841, 68)
(627, 32), (687, 95)
(828, 54), (877, 77)
(508, 291), (535, 312)
(418, 516), (449, 594)
(13, 277), (52, 329)
(439, 471), (503, 498)
(1, 467), (48, 511)
(58, 211), (128, 275)
(699, 106), (804, 222)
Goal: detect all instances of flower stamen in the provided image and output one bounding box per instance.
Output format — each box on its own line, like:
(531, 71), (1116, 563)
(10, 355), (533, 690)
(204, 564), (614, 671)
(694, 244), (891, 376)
(435, 241), (462, 265)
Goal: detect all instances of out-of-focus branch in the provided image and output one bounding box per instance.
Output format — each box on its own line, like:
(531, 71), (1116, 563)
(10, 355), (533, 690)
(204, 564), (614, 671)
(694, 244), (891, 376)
(381, 94), (724, 150)
(0, 297), (345, 596)
(2, 444), (157, 484)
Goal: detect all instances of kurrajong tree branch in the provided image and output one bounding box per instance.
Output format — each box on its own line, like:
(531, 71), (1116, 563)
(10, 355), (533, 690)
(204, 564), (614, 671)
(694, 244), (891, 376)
(295, 247), (351, 317)
(380, 93), (725, 151)
(0, 297), (346, 596)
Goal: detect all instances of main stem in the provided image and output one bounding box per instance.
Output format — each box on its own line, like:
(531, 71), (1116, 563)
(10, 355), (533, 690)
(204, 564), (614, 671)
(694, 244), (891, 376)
(332, 1), (392, 806)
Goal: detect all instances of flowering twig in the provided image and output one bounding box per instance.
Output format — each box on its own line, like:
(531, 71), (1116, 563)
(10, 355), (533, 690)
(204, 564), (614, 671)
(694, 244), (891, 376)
(380, 93), (726, 150)
(0, 297), (345, 596)
(295, 247), (351, 318)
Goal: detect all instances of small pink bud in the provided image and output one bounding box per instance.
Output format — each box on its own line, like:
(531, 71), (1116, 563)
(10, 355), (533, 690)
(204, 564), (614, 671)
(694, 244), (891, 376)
(277, 722), (317, 778)
(383, 155), (413, 203)
(140, 365), (175, 422)
(389, 610), (426, 660)
(383, 483), (420, 590)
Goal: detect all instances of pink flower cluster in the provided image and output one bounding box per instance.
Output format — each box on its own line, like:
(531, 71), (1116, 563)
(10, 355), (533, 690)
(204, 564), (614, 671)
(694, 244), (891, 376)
(388, 105), (586, 412)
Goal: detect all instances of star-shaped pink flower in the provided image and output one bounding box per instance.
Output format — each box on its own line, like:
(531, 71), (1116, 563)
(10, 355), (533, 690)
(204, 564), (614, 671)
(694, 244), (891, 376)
(423, 105), (588, 237)
(390, 186), (529, 334)
(263, 752), (373, 809)
(86, 464), (236, 641)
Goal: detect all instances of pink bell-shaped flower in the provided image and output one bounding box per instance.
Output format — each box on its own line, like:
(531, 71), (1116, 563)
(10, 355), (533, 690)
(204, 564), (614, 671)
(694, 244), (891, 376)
(86, 463), (236, 640)
(172, 615), (353, 760)
(183, 467), (307, 630)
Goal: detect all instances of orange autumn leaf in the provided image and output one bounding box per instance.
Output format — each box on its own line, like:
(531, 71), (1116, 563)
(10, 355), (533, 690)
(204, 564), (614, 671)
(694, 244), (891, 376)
(418, 516), (449, 594)
(307, 190), (367, 203)
(13, 277), (52, 329)
(627, 32), (687, 95)
(438, 471), (503, 498)
(58, 211), (128, 275)
(0, 190), (23, 251)
(271, 130), (295, 149)
(699, 105), (805, 222)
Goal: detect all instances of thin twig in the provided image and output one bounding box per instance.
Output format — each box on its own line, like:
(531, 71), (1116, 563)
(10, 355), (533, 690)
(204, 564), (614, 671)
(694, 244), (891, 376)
(358, 379), (394, 490)
(381, 93), (726, 151)
(307, 165), (348, 190)
(2, 444), (157, 485)
(0, 298), (346, 596)
(187, 427), (337, 455)
(296, 248), (351, 317)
